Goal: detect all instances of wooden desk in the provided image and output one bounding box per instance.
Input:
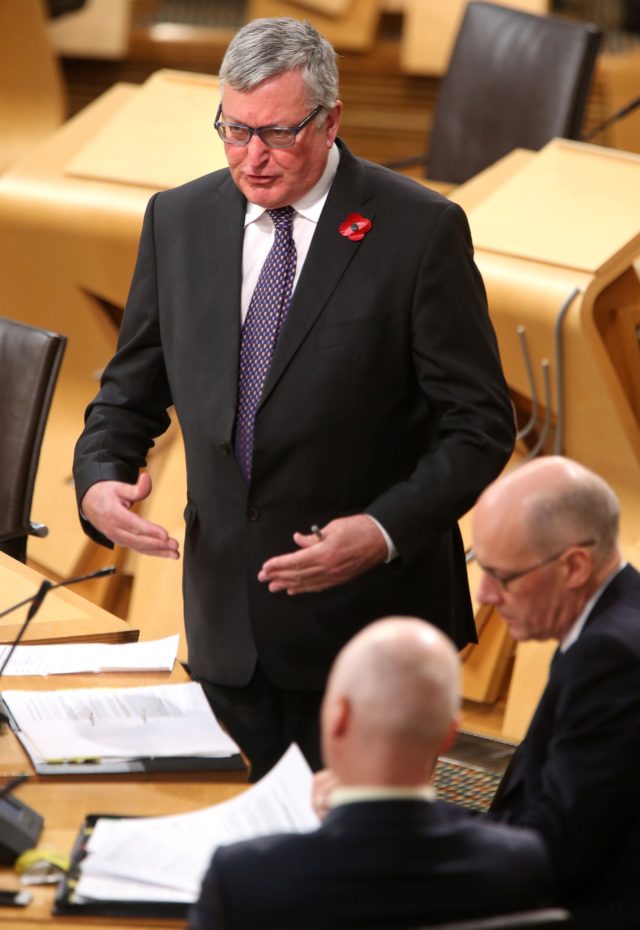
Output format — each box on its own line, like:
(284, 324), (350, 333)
(0, 551), (138, 648)
(0, 779), (246, 928)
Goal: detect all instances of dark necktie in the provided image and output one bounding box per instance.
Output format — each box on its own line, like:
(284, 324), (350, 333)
(234, 206), (297, 483)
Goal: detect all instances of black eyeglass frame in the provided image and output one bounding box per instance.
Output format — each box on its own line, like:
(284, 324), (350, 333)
(213, 103), (323, 148)
(473, 539), (596, 591)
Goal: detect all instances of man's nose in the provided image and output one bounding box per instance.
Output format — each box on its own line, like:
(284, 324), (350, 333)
(476, 571), (502, 606)
(245, 134), (270, 165)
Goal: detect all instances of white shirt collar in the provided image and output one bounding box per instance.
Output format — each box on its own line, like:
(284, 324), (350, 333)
(244, 143), (340, 227)
(331, 784), (437, 809)
(560, 561), (626, 652)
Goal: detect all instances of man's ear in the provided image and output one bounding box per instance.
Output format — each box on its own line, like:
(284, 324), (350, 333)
(438, 718), (459, 756)
(328, 695), (350, 739)
(325, 100), (343, 146)
(565, 547), (594, 589)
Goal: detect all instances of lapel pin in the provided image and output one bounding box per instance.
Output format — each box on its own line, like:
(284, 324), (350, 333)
(339, 213), (373, 242)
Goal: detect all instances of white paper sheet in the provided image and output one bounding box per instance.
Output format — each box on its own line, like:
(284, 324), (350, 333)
(1, 681), (239, 762)
(0, 635), (179, 676)
(74, 744), (318, 901)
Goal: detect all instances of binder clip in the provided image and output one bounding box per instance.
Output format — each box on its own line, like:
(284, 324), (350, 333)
(14, 849), (70, 885)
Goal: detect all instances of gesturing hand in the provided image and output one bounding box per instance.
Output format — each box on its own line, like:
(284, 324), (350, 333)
(81, 473), (180, 559)
(258, 514), (387, 595)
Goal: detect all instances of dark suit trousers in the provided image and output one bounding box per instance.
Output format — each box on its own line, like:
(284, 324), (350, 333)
(195, 663), (323, 781)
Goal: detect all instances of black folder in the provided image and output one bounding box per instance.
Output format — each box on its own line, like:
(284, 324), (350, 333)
(0, 694), (246, 776)
(53, 813), (190, 919)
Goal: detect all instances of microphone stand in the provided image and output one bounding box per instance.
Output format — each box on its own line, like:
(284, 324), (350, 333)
(0, 566), (114, 864)
(0, 567), (116, 676)
(581, 94), (640, 143)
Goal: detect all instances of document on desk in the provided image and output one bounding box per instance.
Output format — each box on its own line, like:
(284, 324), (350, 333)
(1, 681), (240, 765)
(0, 634), (179, 676)
(72, 744), (318, 904)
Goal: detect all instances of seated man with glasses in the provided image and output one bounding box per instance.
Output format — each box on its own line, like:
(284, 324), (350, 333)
(473, 456), (640, 929)
(316, 456), (640, 928)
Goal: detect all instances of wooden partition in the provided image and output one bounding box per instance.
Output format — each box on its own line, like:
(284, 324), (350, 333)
(0, 0), (66, 172)
(245, 0), (384, 52)
(451, 139), (640, 737)
(0, 72), (224, 605)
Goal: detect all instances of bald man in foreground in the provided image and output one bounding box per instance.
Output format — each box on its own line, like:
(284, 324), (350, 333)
(189, 618), (550, 930)
(472, 457), (640, 929)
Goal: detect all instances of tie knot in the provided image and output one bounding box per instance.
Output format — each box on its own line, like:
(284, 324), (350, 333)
(267, 206), (294, 232)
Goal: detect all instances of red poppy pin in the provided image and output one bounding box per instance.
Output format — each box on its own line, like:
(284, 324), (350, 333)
(339, 212), (373, 242)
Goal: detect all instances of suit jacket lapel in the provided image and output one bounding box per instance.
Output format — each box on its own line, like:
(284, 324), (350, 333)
(195, 174), (245, 439)
(259, 143), (375, 406)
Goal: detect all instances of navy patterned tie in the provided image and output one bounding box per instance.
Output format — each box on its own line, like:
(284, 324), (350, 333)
(234, 206), (297, 483)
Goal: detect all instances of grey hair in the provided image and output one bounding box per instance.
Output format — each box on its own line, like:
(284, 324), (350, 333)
(219, 17), (339, 115)
(525, 470), (620, 567)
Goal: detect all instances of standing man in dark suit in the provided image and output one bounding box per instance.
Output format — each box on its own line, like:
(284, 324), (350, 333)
(471, 456), (640, 929)
(73, 17), (514, 780)
(189, 617), (552, 930)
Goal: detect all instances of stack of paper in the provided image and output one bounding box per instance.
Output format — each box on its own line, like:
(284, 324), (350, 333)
(70, 745), (318, 905)
(0, 635), (179, 676)
(1, 681), (240, 769)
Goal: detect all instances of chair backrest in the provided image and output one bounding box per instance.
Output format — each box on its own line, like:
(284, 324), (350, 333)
(0, 317), (66, 562)
(427, 1), (602, 184)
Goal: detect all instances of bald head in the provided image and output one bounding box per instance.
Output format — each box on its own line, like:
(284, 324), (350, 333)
(321, 617), (460, 785)
(475, 456), (619, 567)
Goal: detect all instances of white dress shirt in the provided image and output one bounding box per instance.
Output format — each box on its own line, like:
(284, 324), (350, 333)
(240, 144), (396, 560)
(331, 784), (437, 808)
(240, 144), (340, 322)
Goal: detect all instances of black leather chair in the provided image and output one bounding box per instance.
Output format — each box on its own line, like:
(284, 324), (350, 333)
(0, 316), (66, 562)
(387, 1), (602, 185)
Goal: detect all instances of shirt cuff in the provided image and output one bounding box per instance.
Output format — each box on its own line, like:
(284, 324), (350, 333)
(365, 515), (398, 563)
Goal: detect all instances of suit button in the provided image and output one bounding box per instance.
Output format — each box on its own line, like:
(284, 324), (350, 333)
(218, 441), (231, 455)
(247, 508), (260, 522)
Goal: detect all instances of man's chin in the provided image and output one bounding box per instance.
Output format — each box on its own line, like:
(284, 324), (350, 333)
(502, 618), (527, 642)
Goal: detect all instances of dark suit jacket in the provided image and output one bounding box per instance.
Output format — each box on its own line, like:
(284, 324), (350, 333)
(188, 799), (551, 930)
(73, 141), (514, 689)
(489, 563), (640, 929)
(189, 800), (550, 930)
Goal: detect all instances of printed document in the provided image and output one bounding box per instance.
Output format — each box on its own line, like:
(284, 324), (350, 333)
(73, 744), (318, 902)
(1, 681), (239, 762)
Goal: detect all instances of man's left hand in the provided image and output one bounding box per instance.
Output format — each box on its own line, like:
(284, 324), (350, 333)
(258, 514), (387, 595)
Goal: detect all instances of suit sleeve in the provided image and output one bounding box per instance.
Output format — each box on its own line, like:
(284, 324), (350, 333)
(505, 629), (640, 885)
(187, 851), (228, 930)
(367, 201), (515, 558)
(73, 194), (174, 542)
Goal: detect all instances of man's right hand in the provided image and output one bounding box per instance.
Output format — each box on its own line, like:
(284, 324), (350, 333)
(312, 768), (341, 821)
(80, 473), (180, 559)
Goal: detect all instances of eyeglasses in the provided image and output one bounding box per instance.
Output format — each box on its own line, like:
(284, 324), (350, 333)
(474, 539), (596, 591)
(214, 104), (323, 149)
